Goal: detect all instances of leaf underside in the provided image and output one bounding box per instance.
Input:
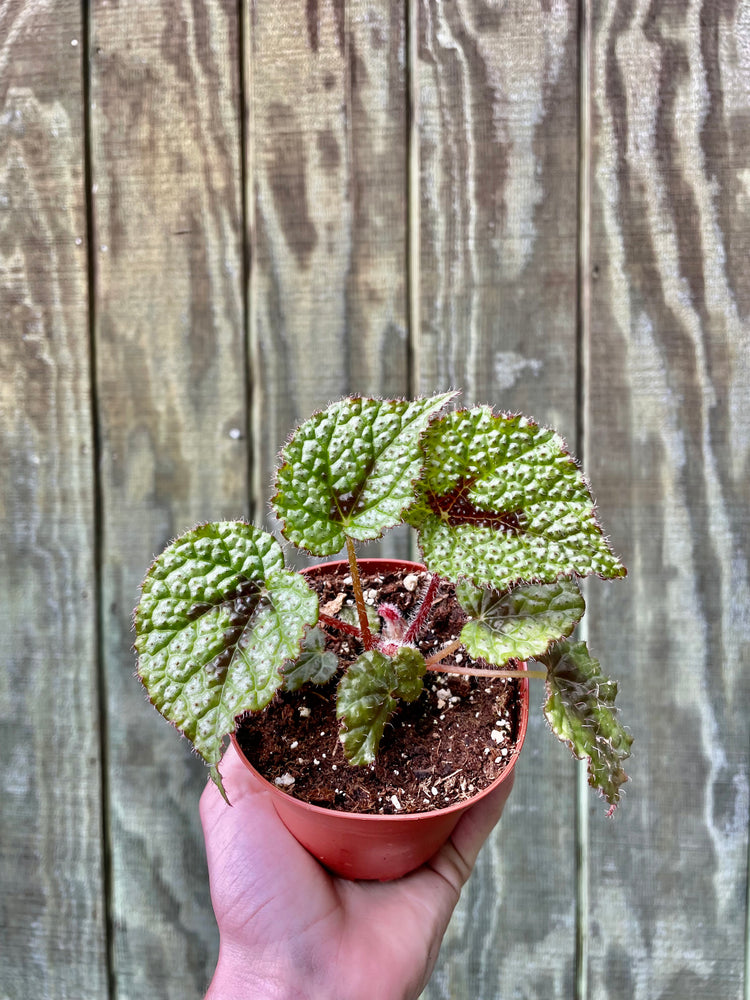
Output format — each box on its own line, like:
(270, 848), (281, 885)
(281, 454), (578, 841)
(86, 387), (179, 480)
(457, 578), (585, 665)
(135, 522), (318, 775)
(407, 408), (627, 591)
(540, 639), (633, 810)
(273, 393), (456, 556)
(337, 647), (426, 765)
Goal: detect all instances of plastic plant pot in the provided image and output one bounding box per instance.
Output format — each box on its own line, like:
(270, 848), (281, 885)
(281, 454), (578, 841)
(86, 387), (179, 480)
(232, 558), (530, 881)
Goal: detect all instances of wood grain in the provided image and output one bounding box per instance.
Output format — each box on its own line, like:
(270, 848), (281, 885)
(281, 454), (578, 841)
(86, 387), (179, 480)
(89, 1), (246, 995)
(416, 0), (581, 433)
(250, 0), (411, 558)
(3, 1), (749, 996)
(0, 2), (108, 997)
(586, 1), (750, 996)
(415, 3), (582, 997)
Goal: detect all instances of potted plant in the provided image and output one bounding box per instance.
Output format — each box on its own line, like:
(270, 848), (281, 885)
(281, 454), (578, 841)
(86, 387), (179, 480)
(134, 393), (631, 879)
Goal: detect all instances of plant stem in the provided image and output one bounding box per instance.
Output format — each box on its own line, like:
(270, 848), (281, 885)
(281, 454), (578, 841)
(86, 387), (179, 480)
(427, 663), (546, 680)
(425, 639), (546, 679)
(404, 573), (439, 644)
(318, 612), (361, 637)
(423, 639), (463, 667)
(345, 535), (374, 650)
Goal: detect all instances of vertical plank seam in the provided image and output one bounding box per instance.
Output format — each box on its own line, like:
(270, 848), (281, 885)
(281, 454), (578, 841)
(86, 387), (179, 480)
(242, 0), (261, 520)
(575, 0), (592, 997)
(406, 0), (420, 399)
(344, 0), (354, 385)
(406, 0), (420, 566)
(82, 1), (116, 995)
(238, 0), (255, 520)
(745, 783), (750, 1000)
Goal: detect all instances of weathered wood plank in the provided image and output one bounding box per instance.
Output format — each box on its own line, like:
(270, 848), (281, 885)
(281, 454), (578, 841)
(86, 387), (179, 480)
(586, 2), (750, 996)
(416, 0), (581, 434)
(0, 2), (108, 997)
(250, 0), (410, 555)
(89, 1), (246, 995)
(415, 3), (582, 997)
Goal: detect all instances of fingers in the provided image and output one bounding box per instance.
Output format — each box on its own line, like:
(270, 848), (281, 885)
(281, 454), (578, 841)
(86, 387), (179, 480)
(199, 743), (320, 882)
(450, 769), (514, 869)
(426, 771), (515, 895)
(200, 743), (252, 814)
(199, 744), (272, 858)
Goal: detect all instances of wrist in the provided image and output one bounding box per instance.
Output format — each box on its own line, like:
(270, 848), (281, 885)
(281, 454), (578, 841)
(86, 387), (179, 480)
(205, 943), (309, 1000)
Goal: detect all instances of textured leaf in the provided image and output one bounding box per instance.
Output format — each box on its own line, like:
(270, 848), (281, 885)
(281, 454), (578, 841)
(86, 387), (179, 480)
(407, 407), (627, 590)
(457, 578), (585, 665)
(273, 393), (456, 556)
(540, 639), (633, 810)
(282, 627), (338, 691)
(135, 522), (318, 774)
(337, 647), (426, 764)
(337, 651), (397, 765)
(391, 646), (426, 702)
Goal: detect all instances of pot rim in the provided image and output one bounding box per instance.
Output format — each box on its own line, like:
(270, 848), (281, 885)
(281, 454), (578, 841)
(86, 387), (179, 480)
(231, 556), (529, 823)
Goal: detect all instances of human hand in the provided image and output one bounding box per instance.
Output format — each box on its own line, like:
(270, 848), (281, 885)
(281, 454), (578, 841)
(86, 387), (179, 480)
(200, 744), (514, 1000)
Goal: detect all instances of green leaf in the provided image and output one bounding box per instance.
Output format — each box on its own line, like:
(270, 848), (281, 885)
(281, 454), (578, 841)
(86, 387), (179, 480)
(273, 393), (456, 556)
(407, 407), (627, 590)
(340, 602), (381, 635)
(135, 522), (318, 774)
(282, 627), (338, 691)
(337, 651), (398, 765)
(337, 647), (426, 764)
(457, 578), (585, 665)
(539, 639), (633, 810)
(391, 646), (427, 702)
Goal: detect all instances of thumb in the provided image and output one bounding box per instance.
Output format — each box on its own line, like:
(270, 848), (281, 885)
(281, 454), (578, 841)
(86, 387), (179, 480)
(427, 770), (515, 892)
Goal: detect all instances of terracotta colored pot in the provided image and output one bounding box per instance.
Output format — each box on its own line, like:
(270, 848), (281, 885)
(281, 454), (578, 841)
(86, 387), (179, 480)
(232, 558), (529, 881)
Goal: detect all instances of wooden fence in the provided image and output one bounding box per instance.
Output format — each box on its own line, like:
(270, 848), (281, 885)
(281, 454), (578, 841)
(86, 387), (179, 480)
(2, 1), (748, 997)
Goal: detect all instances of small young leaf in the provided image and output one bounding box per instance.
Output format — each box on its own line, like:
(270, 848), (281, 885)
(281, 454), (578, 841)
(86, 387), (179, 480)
(135, 522), (318, 775)
(337, 647), (427, 764)
(391, 646), (426, 702)
(273, 393), (456, 556)
(539, 639), (633, 810)
(337, 651), (398, 765)
(340, 602), (381, 635)
(407, 407), (626, 590)
(457, 578), (585, 664)
(282, 627), (338, 691)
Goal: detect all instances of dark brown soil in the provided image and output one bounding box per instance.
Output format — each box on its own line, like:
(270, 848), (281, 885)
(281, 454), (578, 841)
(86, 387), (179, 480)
(235, 563), (524, 815)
